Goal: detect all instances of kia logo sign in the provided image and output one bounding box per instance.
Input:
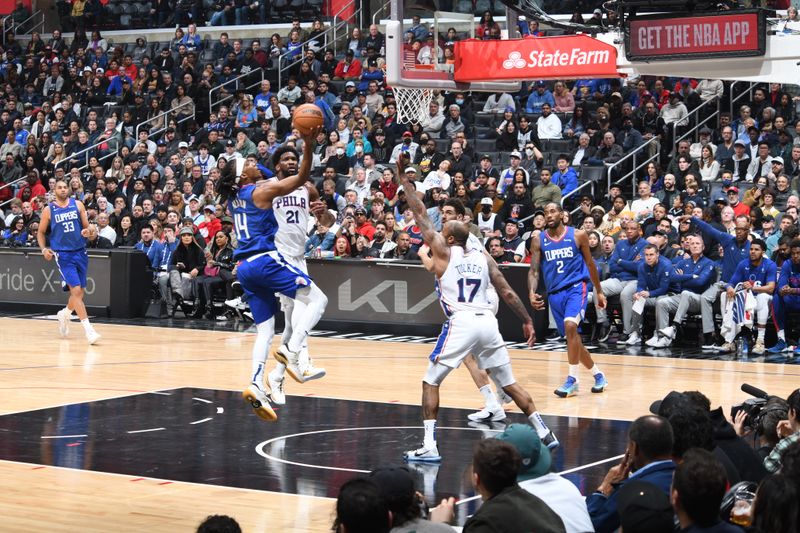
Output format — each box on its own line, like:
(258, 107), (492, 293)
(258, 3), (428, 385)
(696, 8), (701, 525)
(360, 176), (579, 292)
(502, 48), (612, 70)
(455, 36), (618, 82)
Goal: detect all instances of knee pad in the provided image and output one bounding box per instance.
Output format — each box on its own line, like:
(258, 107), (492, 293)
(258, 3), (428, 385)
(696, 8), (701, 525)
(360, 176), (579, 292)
(423, 362), (453, 386)
(487, 363), (516, 388)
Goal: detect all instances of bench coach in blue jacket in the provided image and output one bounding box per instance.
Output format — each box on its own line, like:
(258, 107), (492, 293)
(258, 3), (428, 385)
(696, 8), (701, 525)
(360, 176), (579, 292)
(626, 244), (677, 345)
(586, 415), (677, 533)
(591, 220), (647, 341)
(647, 234), (718, 348)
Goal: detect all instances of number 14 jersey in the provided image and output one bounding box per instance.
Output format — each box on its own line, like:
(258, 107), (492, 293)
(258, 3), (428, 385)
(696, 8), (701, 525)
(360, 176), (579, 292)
(436, 246), (493, 317)
(540, 226), (589, 293)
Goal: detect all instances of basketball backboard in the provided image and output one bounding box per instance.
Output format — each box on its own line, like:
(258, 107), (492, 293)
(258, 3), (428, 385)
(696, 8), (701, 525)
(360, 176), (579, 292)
(384, 0), (521, 93)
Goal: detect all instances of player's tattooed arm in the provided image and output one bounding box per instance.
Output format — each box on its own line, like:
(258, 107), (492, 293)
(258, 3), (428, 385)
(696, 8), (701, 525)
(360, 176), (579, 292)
(527, 234), (544, 310)
(488, 256), (535, 345)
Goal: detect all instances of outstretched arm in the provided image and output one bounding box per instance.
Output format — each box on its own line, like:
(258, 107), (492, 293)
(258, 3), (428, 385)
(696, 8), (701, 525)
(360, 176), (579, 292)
(487, 254), (535, 346)
(254, 126), (321, 205)
(396, 153), (447, 260)
(577, 229), (605, 309)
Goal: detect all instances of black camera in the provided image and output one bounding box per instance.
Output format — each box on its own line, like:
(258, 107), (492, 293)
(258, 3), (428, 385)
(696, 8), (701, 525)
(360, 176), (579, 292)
(730, 384), (769, 433)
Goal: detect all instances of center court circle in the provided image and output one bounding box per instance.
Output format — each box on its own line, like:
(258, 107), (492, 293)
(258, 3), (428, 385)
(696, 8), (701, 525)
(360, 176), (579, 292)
(255, 425), (502, 474)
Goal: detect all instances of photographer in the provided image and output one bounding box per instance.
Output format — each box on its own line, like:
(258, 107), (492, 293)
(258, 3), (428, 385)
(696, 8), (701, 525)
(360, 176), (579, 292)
(763, 388), (800, 473)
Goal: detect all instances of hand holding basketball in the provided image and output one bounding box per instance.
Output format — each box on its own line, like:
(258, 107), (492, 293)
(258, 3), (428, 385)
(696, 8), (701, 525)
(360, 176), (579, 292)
(293, 104), (324, 137)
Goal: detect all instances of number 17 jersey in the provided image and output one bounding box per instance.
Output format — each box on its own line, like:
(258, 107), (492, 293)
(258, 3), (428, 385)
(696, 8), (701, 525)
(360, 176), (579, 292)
(540, 226), (589, 293)
(436, 246), (493, 317)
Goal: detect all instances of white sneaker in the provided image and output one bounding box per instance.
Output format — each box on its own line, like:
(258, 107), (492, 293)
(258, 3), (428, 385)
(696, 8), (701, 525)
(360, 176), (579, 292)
(86, 329), (101, 345)
(268, 369), (286, 405)
(645, 335), (661, 347)
(467, 408), (507, 422)
(242, 383), (277, 421)
(225, 297), (247, 310)
(298, 360), (326, 382)
(403, 445), (441, 463)
(57, 309), (70, 337)
(752, 341), (766, 355)
(659, 326), (676, 340)
(496, 388), (513, 405)
(273, 345), (305, 383)
(651, 335), (672, 348)
(625, 331), (642, 345)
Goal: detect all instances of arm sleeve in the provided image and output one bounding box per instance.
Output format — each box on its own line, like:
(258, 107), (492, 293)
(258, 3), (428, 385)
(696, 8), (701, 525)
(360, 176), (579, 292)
(766, 261), (777, 285)
(649, 264), (672, 297)
(691, 216), (732, 246)
(586, 492), (620, 533)
(685, 261), (716, 290)
(637, 263), (647, 292)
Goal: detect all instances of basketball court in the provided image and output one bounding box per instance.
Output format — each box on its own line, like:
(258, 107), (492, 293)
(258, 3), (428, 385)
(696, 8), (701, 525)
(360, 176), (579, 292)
(1, 314), (798, 531)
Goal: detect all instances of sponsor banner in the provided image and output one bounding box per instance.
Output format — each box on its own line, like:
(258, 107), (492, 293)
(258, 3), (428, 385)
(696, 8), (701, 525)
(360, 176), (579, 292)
(308, 260), (548, 342)
(626, 10), (766, 61)
(453, 35), (618, 82)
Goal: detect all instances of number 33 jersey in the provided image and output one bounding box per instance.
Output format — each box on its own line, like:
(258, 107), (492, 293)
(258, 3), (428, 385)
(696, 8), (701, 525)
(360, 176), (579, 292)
(273, 185), (309, 258)
(436, 246), (494, 317)
(540, 226), (589, 294)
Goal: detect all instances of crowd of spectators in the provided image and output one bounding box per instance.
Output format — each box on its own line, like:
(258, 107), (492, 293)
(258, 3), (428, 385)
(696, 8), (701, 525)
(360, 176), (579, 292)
(331, 387), (800, 533)
(1, 13), (800, 345)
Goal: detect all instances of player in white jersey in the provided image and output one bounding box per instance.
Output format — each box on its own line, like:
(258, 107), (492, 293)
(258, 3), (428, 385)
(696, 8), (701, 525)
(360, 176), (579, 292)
(259, 159), (335, 404)
(440, 198), (513, 422)
(397, 156), (558, 463)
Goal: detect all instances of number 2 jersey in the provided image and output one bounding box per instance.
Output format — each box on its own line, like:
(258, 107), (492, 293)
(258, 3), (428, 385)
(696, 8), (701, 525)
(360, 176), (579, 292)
(540, 226), (589, 293)
(231, 184), (279, 260)
(436, 245), (494, 317)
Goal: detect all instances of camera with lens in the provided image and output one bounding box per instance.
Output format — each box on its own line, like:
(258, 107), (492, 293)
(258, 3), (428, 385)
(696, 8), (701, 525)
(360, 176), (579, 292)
(730, 398), (767, 433)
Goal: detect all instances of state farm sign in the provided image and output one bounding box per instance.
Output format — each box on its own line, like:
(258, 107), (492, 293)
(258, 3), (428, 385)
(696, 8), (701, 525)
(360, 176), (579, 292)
(626, 10), (766, 61)
(454, 35), (618, 82)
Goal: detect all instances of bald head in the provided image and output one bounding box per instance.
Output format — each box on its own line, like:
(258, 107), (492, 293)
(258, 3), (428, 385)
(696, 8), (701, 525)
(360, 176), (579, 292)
(443, 220), (469, 247)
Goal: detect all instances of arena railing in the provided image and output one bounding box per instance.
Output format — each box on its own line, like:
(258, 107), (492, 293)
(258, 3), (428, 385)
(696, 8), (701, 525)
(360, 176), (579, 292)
(276, 0), (361, 88)
(605, 136), (661, 198)
(0, 175), (31, 210)
(728, 81), (758, 124)
(672, 97), (721, 149)
(208, 68), (265, 118)
(136, 99), (196, 140)
(1, 9), (44, 44)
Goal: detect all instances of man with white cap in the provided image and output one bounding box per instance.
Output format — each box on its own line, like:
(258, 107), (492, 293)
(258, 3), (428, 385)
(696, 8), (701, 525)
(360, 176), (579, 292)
(724, 138), (751, 181)
(498, 424), (594, 533)
(498, 151), (529, 195)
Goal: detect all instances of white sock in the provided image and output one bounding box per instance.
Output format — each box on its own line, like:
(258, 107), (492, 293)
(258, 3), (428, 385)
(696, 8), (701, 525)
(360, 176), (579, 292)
(778, 329), (786, 341)
(64, 307), (72, 316)
(528, 411), (550, 438)
(287, 284), (327, 353)
(479, 385), (501, 412)
(423, 419), (437, 448)
(251, 319), (275, 386)
(81, 319), (93, 333)
(757, 327), (766, 342)
(589, 365), (602, 376)
(568, 364), (579, 379)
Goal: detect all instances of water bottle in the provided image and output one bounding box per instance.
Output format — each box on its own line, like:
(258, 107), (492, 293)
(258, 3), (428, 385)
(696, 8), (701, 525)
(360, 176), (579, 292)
(742, 338), (749, 357)
(736, 338), (744, 357)
(314, 246), (322, 259)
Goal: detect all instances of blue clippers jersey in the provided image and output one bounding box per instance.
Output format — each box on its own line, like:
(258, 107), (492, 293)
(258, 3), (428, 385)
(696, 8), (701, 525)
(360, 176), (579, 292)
(540, 226), (589, 293)
(231, 184), (279, 260)
(49, 198), (85, 251)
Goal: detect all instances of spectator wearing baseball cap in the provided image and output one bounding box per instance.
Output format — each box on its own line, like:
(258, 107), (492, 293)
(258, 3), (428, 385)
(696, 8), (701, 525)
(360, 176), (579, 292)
(498, 424), (594, 533)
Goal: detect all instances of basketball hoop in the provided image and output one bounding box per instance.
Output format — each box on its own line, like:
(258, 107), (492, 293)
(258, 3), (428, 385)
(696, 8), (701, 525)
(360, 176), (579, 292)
(393, 86), (433, 124)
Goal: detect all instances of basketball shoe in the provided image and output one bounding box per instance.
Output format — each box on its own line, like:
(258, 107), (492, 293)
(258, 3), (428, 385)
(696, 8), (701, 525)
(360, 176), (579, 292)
(541, 429), (560, 450)
(268, 368), (286, 405)
(554, 376), (579, 398)
(404, 445), (441, 463)
(591, 373), (608, 393)
(273, 345), (326, 383)
(467, 408), (507, 423)
(57, 308), (70, 337)
(86, 328), (101, 345)
(242, 382), (277, 421)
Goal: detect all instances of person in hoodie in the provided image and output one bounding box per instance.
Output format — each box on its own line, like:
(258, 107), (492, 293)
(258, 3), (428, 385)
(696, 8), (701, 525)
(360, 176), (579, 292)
(591, 220), (647, 343)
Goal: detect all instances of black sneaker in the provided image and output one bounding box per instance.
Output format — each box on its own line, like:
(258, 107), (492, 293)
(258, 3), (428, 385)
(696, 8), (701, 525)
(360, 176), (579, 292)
(597, 323), (611, 343)
(541, 430), (560, 450)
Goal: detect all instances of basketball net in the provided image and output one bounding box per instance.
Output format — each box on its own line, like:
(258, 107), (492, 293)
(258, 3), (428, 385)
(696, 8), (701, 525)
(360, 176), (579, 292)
(391, 50), (435, 125)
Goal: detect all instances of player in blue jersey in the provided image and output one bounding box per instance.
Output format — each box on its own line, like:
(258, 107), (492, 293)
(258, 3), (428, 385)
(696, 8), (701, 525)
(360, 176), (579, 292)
(528, 202), (607, 398)
(219, 126), (328, 422)
(37, 178), (101, 345)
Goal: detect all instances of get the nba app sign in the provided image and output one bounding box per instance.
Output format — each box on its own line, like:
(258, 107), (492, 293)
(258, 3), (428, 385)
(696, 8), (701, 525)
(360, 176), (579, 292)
(626, 11), (766, 60)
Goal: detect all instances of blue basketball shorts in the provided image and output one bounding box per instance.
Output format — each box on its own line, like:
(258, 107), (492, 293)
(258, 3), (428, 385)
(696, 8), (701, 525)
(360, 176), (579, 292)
(549, 281), (588, 336)
(53, 250), (89, 290)
(236, 251), (313, 324)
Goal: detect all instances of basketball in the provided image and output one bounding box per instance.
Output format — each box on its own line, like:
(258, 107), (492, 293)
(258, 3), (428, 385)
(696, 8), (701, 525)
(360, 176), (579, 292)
(292, 104), (324, 135)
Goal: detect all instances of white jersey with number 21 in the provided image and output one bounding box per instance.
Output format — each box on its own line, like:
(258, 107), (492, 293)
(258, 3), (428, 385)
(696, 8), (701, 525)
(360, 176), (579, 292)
(272, 185), (309, 259)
